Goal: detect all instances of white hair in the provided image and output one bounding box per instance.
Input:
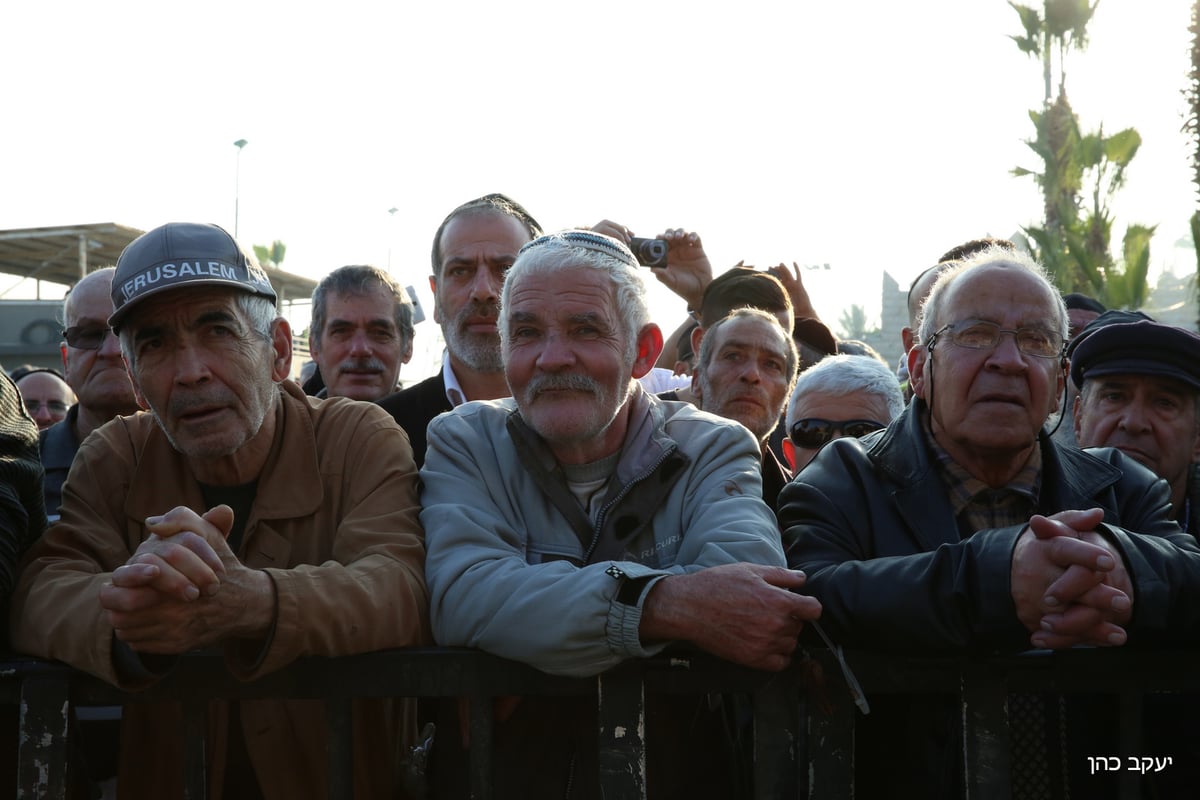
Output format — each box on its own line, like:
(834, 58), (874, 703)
(785, 354), (905, 430)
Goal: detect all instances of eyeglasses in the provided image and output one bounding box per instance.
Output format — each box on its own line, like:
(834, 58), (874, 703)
(928, 320), (1064, 359)
(24, 400), (69, 415)
(789, 418), (885, 449)
(62, 325), (115, 350)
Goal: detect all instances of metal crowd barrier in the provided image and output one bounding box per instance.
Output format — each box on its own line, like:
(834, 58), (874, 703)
(5, 646), (1199, 799)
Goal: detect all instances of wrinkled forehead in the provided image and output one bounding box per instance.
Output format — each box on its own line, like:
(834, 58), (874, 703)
(66, 272), (117, 323)
(712, 315), (790, 354)
(122, 285), (247, 333)
(504, 263), (618, 320)
(939, 264), (1061, 328)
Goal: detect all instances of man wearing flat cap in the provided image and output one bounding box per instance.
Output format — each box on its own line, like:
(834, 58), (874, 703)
(10, 222), (429, 799)
(1071, 310), (1200, 533)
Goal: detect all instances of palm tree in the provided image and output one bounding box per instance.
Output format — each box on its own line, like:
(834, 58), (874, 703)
(1186, 0), (1200, 323)
(837, 305), (869, 340)
(253, 241), (287, 270)
(1008, 0), (1154, 307)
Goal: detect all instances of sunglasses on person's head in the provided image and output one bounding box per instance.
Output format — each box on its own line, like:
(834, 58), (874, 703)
(788, 418), (886, 449)
(62, 325), (114, 350)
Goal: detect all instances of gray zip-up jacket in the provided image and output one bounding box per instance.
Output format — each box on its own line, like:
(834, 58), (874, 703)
(420, 387), (784, 677)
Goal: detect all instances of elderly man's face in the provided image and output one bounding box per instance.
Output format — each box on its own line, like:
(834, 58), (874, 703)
(693, 315), (793, 444)
(910, 265), (1064, 468)
(311, 288), (411, 401)
(433, 210), (532, 374)
(62, 270), (136, 414)
(504, 264), (644, 464)
(1075, 374), (1200, 496)
(784, 392), (893, 471)
(16, 372), (73, 430)
(124, 287), (287, 464)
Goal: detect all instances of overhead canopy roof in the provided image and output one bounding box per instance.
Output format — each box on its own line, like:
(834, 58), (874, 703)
(0, 222), (317, 304)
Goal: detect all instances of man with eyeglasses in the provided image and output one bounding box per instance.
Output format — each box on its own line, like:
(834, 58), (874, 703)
(782, 354), (903, 472)
(778, 247), (1200, 799)
(12, 369), (73, 432)
(39, 267), (140, 519)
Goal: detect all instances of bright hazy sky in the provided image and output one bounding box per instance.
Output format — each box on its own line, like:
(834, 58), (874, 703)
(4, 1), (1195, 377)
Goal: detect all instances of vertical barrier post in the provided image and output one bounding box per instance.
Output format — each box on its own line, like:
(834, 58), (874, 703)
(598, 669), (646, 799)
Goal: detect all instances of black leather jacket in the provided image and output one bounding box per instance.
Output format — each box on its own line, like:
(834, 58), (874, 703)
(779, 399), (1200, 652)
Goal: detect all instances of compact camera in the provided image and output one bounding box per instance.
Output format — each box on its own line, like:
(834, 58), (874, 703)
(629, 237), (669, 268)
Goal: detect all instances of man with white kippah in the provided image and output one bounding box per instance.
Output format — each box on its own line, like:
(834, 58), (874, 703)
(10, 222), (429, 799)
(421, 229), (820, 799)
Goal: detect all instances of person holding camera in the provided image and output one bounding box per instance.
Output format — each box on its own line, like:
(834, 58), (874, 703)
(421, 230), (819, 799)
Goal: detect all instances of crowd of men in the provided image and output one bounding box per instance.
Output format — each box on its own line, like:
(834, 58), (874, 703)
(1, 197), (1199, 799)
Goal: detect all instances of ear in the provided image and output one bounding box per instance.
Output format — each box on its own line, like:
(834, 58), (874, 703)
(401, 335), (414, 365)
(690, 325), (705, 361)
(270, 318), (293, 383)
(908, 346), (928, 400)
(782, 438), (796, 472)
(60, 343), (68, 371)
(630, 323), (664, 380)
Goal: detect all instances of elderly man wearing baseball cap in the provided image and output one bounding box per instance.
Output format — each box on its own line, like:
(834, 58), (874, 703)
(1070, 310), (1200, 533)
(10, 222), (430, 798)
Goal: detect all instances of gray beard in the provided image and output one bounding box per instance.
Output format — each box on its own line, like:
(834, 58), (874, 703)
(443, 325), (503, 373)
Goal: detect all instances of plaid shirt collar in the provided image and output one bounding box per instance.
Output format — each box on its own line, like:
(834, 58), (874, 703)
(920, 411), (1042, 533)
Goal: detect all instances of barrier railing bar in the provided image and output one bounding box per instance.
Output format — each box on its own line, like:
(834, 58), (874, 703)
(961, 664), (1010, 800)
(17, 676), (69, 800)
(182, 699), (208, 800)
(597, 667), (646, 799)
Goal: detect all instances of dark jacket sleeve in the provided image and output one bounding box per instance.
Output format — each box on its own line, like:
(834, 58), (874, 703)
(780, 434), (1200, 653)
(778, 441), (1029, 653)
(0, 372), (48, 642)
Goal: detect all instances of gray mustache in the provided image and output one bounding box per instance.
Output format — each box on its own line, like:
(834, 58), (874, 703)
(527, 374), (601, 397)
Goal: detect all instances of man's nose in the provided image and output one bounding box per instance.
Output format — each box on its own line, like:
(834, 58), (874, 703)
(468, 266), (500, 304)
(348, 330), (373, 356)
(97, 328), (122, 357)
(1118, 399), (1152, 433)
(535, 335), (575, 370)
(985, 332), (1029, 370)
(173, 344), (212, 385)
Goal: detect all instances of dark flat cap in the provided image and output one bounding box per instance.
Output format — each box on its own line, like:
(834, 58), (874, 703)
(1062, 292), (1106, 314)
(1068, 310), (1200, 390)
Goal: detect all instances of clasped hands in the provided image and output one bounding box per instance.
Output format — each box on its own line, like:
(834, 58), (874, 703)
(1011, 508), (1133, 649)
(99, 505), (272, 654)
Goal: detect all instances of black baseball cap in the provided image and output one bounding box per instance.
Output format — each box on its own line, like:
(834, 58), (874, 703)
(109, 222), (277, 332)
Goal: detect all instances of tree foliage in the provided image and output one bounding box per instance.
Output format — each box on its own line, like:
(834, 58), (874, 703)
(837, 305), (872, 340)
(1009, 1), (1154, 309)
(1186, 0), (1200, 321)
(253, 241), (287, 269)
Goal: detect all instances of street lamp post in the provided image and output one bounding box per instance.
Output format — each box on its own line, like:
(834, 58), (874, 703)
(233, 139), (248, 238)
(387, 206), (399, 270)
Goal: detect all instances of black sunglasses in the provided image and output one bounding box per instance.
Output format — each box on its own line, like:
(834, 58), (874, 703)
(62, 325), (114, 350)
(789, 418), (886, 449)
